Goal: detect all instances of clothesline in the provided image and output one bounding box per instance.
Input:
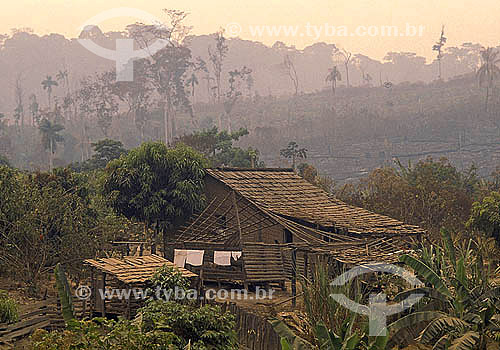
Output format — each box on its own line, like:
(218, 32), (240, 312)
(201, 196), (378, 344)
(173, 249), (242, 268)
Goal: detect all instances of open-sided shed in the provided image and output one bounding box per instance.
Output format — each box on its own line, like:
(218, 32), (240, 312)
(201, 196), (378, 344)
(83, 255), (197, 319)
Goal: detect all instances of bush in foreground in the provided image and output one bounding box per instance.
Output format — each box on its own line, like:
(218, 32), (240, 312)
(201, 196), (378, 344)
(0, 290), (18, 324)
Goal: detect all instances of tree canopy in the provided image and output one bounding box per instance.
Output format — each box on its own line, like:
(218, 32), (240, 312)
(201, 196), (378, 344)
(102, 141), (206, 231)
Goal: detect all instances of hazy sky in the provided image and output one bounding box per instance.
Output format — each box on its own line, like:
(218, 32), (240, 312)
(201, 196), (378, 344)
(3, 0), (500, 61)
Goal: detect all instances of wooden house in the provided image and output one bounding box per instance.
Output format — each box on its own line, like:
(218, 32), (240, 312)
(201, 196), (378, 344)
(83, 255), (197, 319)
(169, 168), (425, 288)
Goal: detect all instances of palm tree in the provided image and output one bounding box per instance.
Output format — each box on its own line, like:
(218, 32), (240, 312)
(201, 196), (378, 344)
(325, 66), (342, 95)
(187, 73), (199, 100)
(334, 48), (352, 87)
(477, 47), (500, 113)
(41, 76), (58, 108)
(56, 70), (69, 89)
(39, 118), (64, 170)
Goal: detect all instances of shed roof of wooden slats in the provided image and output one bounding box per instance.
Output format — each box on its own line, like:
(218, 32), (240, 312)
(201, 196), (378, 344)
(83, 255), (197, 284)
(207, 168), (425, 236)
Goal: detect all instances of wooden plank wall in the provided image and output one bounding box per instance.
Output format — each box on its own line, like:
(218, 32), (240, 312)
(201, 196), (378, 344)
(218, 302), (280, 350)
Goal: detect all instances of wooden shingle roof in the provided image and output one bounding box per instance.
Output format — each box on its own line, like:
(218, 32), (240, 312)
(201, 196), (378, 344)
(83, 255), (197, 284)
(207, 168), (425, 236)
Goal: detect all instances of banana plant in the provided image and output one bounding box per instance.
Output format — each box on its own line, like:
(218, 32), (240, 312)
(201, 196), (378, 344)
(271, 318), (388, 350)
(269, 317), (314, 349)
(389, 230), (500, 349)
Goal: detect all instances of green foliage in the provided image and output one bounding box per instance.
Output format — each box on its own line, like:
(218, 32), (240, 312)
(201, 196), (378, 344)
(31, 302), (236, 350)
(269, 317), (313, 349)
(0, 290), (19, 324)
(392, 231), (500, 349)
(30, 317), (179, 350)
(280, 142), (307, 169)
(147, 265), (190, 297)
(0, 154), (10, 167)
(0, 167), (101, 294)
(72, 139), (127, 171)
(273, 265), (389, 350)
(140, 301), (237, 349)
(39, 118), (64, 153)
(103, 142), (206, 228)
(54, 263), (74, 324)
(176, 127), (264, 168)
(468, 191), (500, 243)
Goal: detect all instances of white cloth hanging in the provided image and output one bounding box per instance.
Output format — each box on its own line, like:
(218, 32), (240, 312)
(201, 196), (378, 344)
(186, 250), (204, 266)
(231, 251), (242, 260)
(173, 249), (188, 268)
(214, 251), (232, 266)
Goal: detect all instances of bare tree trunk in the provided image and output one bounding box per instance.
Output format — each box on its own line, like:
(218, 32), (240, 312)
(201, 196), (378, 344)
(345, 63), (350, 87)
(227, 112), (232, 133)
(486, 87), (490, 113)
(217, 108), (223, 131)
(49, 140), (54, 170)
(163, 103), (169, 145)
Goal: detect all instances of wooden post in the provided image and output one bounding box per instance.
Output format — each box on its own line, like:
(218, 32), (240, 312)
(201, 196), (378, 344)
(304, 252), (308, 281)
(232, 191), (242, 244)
(291, 248), (297, 307)
(233, 191), (248, 290)
(101, 273), (106, 317)
(126, 285), (131, 320)
(90, 268), (95, 315)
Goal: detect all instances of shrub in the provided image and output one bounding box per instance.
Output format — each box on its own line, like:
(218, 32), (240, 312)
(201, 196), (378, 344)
(30, 318), (179, 350)
(140, 301), (237, 349)
(0, 290), (19, 324)
(147, 265), (190, 300)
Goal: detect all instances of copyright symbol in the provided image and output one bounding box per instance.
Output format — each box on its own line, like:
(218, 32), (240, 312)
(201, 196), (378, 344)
(76, 285), (91, 300)
(225, 22), (242, 37)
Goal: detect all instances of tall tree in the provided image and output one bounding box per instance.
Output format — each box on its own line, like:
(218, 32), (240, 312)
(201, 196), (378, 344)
(114, 60), (153, 143)
(128, 9), (193, 145)
(280, 141), (307, 170)
(77, 71), (118, 138)
(14, 74), (25, 128)
(39, 118), (64, 170)
(283, 54), (299, 96)
(208, 29), (228, 105)
(208, 29), (229, 130)
(325, 66), (342, 95)
(223, 66), (252, 132)
(41, 75), (58, 108)
(28, 94), (40, 126)
(477, 47), (500, 113)
(57, 69), (73, 122)
(334, 48), (352, 87)
(102, 142), (206, 256)
(432, 26), (447, 80)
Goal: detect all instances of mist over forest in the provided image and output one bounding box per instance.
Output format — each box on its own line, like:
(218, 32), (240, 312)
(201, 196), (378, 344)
(0, 20), (499, 181)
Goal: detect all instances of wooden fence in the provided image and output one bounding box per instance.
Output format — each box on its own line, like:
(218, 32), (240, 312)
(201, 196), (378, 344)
(218, 302), (281, 350)
(0, 298), (64, 349)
